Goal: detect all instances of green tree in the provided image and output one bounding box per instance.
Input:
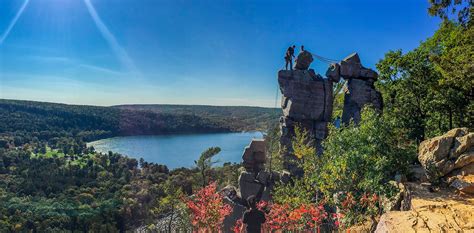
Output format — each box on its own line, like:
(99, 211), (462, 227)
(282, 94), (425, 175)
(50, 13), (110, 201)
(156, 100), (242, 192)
(376, 21), (473, 141)
(194, 147), (221, 187)
(428, 0), (472, 25)
(315, 107), (414, 197)
(265, 124), (284, 172)
(152, 180), (185, 232)
(271, 126), (318, 208)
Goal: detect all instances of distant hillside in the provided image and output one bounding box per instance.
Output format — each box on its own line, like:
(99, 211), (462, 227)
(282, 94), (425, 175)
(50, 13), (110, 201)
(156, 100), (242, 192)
(0, 99), (280, 142)
(115, 104), (280, 131)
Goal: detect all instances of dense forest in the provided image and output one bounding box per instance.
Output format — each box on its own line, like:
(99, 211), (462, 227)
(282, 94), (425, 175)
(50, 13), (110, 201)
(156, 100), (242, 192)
(0, 141), (241, 232)
(0, 99), (279, 142)
(115, 104), (279, 132)
(0, 99), (277, 231)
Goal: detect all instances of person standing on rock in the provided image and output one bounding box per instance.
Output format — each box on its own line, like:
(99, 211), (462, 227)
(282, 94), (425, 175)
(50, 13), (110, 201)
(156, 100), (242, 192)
(242, 195), (266, 233)
(285, 45), (296, 70)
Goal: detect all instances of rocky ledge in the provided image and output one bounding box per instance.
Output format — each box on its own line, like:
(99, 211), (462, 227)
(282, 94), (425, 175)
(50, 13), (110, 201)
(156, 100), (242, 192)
(374, 128), (474, 232)
(375, 182), (474, 232)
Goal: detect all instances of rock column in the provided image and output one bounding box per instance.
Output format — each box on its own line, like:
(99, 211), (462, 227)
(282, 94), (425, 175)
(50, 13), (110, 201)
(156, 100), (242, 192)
(278, 69), (335, 174)
(336, 53), (383, 124)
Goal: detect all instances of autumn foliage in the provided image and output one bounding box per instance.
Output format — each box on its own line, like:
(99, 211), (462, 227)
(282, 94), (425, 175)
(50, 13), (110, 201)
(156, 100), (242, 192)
(263, 202), (330, 231)
(183, 182), (232, 231)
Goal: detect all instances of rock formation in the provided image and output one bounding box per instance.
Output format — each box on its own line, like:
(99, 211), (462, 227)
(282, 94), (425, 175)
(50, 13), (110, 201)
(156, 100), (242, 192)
(374, 182), (474, 232)
(223, 139), (289, 231)
(241, 139), (266, 174)
(418, 127), (474, 193)
(239, 139), (272, 201)
(374, 130), (474, 232)
(328, 53), (383, 124)
(294, 50), (314, 70)
(278, 52), (383, 173)
(278, 69), (333, 173)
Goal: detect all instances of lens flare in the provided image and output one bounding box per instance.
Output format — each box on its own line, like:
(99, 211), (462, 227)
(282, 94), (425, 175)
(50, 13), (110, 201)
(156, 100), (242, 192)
(83, 0), (140, 76)
(0, 0), (30, 45)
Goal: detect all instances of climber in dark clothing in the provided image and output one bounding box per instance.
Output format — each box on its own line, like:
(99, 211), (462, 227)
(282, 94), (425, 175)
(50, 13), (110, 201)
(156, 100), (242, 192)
(285, 45), (296, 70)
(242, 195), (266, 233)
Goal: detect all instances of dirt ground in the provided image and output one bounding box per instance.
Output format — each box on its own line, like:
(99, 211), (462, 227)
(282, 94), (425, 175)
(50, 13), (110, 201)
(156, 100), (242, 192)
(375, 181), (474, 233)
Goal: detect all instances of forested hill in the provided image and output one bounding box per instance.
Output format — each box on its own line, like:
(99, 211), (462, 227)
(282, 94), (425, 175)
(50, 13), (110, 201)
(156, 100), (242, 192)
(115, 104), (280, 131)
(0, 99), (280, 142)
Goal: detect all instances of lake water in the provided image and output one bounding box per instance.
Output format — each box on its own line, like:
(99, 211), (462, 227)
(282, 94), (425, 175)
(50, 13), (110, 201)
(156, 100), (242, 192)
(87, 132), (263, 169)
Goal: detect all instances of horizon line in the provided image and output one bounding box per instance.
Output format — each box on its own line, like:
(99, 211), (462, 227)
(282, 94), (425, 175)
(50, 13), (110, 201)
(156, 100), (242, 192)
(0, 98), (281, 109)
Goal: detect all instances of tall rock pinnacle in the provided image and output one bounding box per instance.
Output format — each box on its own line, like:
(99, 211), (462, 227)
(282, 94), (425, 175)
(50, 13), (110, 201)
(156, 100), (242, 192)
(278, 53), (383, 174)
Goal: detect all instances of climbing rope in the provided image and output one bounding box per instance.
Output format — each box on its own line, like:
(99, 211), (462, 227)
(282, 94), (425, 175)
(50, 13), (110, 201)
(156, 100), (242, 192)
(310, 52), (340, 64)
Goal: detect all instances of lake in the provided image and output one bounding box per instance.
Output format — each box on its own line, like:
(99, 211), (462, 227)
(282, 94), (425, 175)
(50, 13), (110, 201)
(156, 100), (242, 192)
(87, 132), (264, 169)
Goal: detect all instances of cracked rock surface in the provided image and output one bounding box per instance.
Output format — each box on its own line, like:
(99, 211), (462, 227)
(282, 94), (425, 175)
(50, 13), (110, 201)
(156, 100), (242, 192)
(375, 182), (474, 233)
(418, 128), (474, 183)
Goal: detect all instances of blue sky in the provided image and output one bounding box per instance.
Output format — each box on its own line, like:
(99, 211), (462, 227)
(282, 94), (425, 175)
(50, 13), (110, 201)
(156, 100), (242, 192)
(0, 0), (441, 107)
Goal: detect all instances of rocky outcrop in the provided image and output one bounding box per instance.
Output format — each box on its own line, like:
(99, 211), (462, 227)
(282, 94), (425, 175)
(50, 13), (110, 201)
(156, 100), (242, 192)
(239, 139), (272, 200)
(342, 78), (383, 124)
(376, 130), (474, 232)
(418, 128), (474, 193)
(242, 139), (266, 173)
(294, 51), (314, 70)
(375, 182), (474, 232)
(239, 139), (291, 200)
(278, 69), (333, 173)
(341, 54), (382, 124)
(328, 53), (383, 124)
(278, 53), (384, 173)
(380, 181), (411, 212)
(224, 139), (290, 231)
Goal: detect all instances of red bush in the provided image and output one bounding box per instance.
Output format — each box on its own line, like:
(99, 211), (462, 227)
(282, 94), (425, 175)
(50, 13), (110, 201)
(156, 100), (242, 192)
(183, 182), (232, 232)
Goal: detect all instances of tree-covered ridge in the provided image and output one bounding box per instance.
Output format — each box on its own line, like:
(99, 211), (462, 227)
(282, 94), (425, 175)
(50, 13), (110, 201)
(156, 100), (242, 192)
(115, 104), (280, 132)
(0, 99), (280, 141)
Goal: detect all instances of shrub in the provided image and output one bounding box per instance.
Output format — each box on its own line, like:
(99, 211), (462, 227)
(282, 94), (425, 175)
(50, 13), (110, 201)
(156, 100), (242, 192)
(182, 182), (231, 231)
(271, 107), (415, 227)
(314, 107), (414, 197)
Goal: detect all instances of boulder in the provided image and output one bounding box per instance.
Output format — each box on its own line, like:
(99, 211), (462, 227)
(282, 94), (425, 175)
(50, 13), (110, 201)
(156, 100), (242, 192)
(294, 51), (314, 70)
(278, 70), (332, 122)
(339, 53), (378, 81)
(449, 175), (474, 194)
(451, 133), (474, 158)
(242, 139), (266, 172)
(325, 63), (341, 82)
(340, 53), (362, 78)
(359, 67), (378, 80)
(418, 128), (473, 181)
(238, 171), (271, 202)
